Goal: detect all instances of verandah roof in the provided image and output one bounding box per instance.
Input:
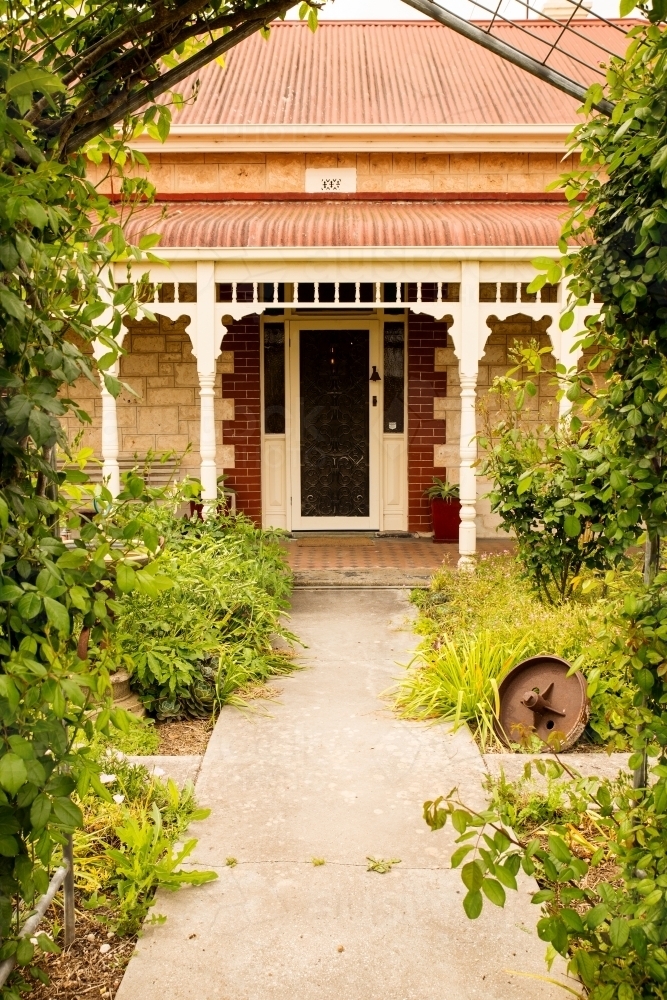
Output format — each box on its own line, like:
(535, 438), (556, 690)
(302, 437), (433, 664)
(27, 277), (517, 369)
(123, 199), (568, 249)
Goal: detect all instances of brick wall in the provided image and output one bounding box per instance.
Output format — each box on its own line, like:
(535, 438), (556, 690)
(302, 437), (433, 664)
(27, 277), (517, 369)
(90, 151), (579, 197)
(407, 316), (452, 533)
(221, 317), (262, 524)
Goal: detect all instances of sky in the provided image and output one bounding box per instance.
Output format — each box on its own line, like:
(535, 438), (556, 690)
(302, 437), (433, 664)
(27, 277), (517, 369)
(285, 0), (625, 21)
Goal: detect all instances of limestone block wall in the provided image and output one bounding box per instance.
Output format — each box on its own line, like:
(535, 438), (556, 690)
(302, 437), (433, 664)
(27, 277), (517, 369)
(116, 316), (228, 476)
(89, 151), (579, 196)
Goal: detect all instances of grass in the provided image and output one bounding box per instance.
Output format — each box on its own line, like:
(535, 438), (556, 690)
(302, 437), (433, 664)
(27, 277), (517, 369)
(394, 631), (533, 750)
(397, 554), (628, 750)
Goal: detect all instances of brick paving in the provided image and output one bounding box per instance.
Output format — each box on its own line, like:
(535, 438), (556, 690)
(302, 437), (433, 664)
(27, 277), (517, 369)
(285, 535), (514, 586)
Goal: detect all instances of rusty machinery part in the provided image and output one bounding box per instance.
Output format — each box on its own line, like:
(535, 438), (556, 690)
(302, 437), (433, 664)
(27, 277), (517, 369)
(494, 655), (589, 752)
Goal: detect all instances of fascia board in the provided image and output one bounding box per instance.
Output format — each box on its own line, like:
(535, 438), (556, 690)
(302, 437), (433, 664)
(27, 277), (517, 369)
(151, 246), (559, 262)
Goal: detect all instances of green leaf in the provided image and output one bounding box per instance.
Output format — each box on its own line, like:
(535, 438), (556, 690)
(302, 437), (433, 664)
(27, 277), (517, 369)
(0, 754), (27, 796)
(451, 809), (468, 834)
(6, 66), (66, 98)
(51, 797), (83, 831)
(463, 889), (483, 919)
(30, 794), (51, 830)
(481, 877), (506, 907)
(116, 562), (137, 594)
(609, 916), (629, 948)
(547, 835), (572, 864)
(461, 860), (484, 891)
(43, 597), (70, 635)
(563, 515), (581, 538)
(450, 846), (473, 868)
(15, 936), (34, 966)
(0, 584), (23, 603)
(16, 592), (41, 620)
(619, 0), (637, 15)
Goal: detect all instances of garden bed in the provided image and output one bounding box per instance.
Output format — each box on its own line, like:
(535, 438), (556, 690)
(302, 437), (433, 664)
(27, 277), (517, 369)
(397, 553), (633, 754)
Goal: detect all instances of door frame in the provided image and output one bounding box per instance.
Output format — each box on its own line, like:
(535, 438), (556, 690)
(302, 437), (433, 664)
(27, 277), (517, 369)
(287, 316), (382, 530)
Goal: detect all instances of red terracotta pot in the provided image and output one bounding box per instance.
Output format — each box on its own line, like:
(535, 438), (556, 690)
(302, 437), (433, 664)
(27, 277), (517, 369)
(431, 497), (461, 544)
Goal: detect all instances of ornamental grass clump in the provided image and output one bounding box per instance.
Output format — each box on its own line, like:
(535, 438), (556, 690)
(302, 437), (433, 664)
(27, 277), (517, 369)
(394, 632), (531, 750)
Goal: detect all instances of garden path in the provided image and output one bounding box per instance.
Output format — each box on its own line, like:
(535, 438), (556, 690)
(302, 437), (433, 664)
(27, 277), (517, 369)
(117, 589), (565, 1000)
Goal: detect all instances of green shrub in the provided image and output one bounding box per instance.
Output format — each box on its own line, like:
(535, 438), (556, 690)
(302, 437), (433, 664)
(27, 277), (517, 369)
(115, 513), (296, 720)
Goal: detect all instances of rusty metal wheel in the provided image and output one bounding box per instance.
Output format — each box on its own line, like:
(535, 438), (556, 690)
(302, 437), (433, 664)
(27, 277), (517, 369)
(494, 655), (589, 751)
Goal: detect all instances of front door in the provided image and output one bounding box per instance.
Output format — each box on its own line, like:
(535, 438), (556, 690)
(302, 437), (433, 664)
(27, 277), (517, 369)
(289, 322), (380, 529)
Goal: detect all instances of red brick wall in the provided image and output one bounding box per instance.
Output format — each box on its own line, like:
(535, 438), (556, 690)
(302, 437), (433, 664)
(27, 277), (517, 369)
(221, 317), (262, 524)
(408, 315), (449, 533)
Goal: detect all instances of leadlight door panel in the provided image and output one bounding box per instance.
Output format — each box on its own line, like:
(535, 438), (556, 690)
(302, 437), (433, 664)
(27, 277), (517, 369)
(299, 330), (369, 518)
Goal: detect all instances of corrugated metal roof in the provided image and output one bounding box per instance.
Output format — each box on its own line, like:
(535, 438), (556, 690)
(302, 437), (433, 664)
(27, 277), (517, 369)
(172, 19), (630, 128)
(124, 199), (568, 247)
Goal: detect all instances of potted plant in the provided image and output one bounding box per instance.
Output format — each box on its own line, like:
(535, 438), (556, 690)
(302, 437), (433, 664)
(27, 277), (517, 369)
(424, 478), (461, 543)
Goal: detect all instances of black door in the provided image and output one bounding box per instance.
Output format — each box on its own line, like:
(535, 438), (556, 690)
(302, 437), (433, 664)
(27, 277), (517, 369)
(300, 330), (370, 518)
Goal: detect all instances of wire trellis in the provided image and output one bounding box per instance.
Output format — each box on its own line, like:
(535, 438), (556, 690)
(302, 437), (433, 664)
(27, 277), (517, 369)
(402, 0), (637, 114)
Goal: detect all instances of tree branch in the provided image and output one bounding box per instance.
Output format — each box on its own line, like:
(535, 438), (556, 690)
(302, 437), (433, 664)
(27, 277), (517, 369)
(37, 0), (297, 152)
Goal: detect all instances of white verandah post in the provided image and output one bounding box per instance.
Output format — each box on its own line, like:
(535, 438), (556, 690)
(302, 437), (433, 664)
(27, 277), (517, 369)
(196, 261), (218, 505)
(458, 260), (480, 570)
(93, 338), (121, 498)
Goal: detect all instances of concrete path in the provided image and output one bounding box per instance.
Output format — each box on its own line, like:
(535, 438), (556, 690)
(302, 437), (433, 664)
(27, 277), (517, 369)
(117, 590), (564, 1000)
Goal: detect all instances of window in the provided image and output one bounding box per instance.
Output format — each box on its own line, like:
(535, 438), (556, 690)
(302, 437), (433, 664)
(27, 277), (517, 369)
(383, 323), (405, 433)
(264, 324), (285, 434)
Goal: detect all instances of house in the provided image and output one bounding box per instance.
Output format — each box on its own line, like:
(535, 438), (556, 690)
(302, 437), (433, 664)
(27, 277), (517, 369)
(77, 18), (628, 563)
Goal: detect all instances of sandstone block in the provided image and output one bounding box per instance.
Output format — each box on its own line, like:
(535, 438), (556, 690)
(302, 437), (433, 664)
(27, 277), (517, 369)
(173, 163), (219, 192)
(155, 434), (191, 451)
(433, 398), (448, 420)
(174, 363), (199, 387)
(218, 163), (266, 191)
(159, 363), (174, 376)
(137, 408), (180, 435)
(146, 376), (174, 388)
(146, 387), (194, 405)
(369, 153), (392, 175)
(219, 352), (234, 374)
(132, 334), (165, 354)
(355, 153), (370, 174)
(218, 398), (235, 421)
(356, 175), (383, 192)
(433, 174), (470, 192)
(305, 153), (337, 168)
(337, 153), (356, 169)
(121, 433), (155, 452)
(392, 153), (415, 174)
(120, 354), (159, 376)
(116, 407), (138, 429)
(266, 153), (305, 191)
(468, 173), (508, 193)
(416, 154), (449, 174)
(479, 152), (529, 173)
(218, 445), (235, 468)
(451, 154), (479, 173)
(384, 175), (433, 192)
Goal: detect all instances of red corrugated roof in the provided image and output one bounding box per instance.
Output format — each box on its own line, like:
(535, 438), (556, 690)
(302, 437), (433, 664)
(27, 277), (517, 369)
(171, 19), (631, 128)
(124, 199), (568, 248)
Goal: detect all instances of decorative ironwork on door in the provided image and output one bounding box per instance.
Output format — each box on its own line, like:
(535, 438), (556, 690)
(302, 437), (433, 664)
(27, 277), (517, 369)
(300, 330), (369, 518)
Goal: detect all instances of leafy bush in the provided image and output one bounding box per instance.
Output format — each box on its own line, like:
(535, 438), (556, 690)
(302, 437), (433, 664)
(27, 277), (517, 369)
(403, 556), (633, 750)
(115, 512), (296, 720)
(478, 375), (630, 604)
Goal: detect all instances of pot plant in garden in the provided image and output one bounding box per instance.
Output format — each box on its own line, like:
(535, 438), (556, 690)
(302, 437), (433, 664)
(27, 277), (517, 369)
(424, 478), (461, 544)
